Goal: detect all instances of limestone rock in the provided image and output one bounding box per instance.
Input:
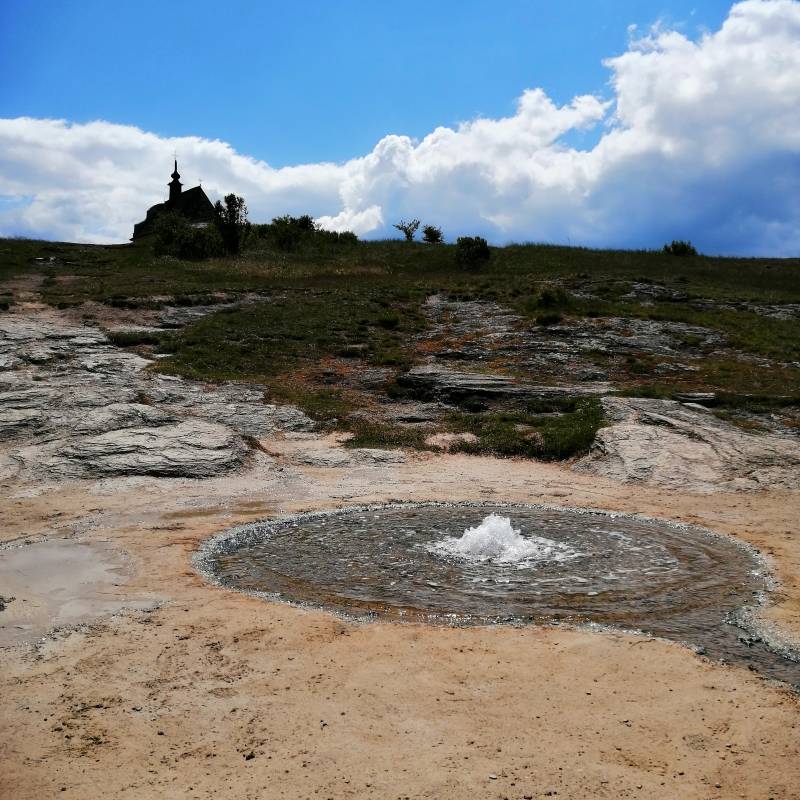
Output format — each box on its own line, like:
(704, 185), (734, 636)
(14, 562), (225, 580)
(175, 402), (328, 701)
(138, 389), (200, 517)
(398, 365), (609, 405)
(574, 397), (800, 493)
(56, 419), (245, 478)
(424, 432), (479, 451)
(290, 446), (405, 468)
(72, 403), (176, 435)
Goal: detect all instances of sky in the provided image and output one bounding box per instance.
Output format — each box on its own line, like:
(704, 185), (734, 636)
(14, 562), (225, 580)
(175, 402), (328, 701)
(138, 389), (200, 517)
(0, 0), (798, 255)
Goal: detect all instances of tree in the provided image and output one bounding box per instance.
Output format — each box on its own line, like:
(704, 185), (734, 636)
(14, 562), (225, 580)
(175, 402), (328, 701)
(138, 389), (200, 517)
(393, 219), (420, 241)
(455, 236), (491, 270)
(663, 240), (698, 257)
(422, 224), (443, 244)
(214, 194), (250, 254)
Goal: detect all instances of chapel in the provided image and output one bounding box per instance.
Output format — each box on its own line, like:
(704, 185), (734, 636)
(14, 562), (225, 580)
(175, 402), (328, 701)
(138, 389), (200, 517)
(131, 160), (215, 241)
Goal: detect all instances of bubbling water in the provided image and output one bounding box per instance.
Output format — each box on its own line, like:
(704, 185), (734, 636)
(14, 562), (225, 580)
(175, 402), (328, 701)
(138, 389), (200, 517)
(429, 513), (578, 565)
(196, 502), (800, 688)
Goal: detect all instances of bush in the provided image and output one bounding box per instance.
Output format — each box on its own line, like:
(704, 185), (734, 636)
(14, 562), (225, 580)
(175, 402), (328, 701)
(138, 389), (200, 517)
(250, 215), (358, 253)
(455, 236), (491, 270)
(422, 225), (443, 244)
(394, 219), (420, 242)
(663, 240), (698, 257)
(537, 285), (571, 308)
(153, 213), (225, 260)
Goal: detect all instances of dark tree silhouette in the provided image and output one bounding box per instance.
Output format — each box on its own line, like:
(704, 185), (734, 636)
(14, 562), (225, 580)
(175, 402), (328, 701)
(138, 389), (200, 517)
(422, 224), (443, 244)
(455, 236), (491, 270)
(394, 219), (420, 241)
(663, 240), (698, 256)
(214, 194), (250, 254)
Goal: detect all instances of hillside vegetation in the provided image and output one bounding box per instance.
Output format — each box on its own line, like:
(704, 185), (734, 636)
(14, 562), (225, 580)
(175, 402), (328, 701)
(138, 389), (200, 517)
(1, 235), (799, 456)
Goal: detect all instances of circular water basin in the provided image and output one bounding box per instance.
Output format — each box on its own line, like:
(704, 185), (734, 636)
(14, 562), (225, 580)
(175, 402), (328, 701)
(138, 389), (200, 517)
(197, 502), (800, 686)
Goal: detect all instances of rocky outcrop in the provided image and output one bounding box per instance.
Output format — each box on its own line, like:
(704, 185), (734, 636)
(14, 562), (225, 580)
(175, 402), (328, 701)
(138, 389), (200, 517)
(398, 365), (609, 405)
(574, 397), (800, 493)
(0, 312), (314, 479)
(55, 419), (245, 478)
(289, 446), (406, 468)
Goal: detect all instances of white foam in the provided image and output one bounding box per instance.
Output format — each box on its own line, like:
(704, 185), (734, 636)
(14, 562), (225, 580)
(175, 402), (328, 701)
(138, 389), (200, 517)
(429, 513), (578, 565)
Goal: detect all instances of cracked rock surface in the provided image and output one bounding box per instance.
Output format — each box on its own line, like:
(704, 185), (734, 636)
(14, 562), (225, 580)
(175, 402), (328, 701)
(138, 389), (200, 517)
(575, 397), (800, 493)
(0, 311), (314, 479)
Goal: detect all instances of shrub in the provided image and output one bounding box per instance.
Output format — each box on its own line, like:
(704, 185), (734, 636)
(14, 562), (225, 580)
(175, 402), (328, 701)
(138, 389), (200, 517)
(537, 285), (571, 308)
(153, 213), (225, 260)
(250, 215), (358, 253)
(337, 231), (359, 245)
(455, 236), (491, 270)
(107, 330), (163, 347)
(266, 215), (309, 252)
(394, 219), (420, 241)
(422, 225), (443, 244)
(663, 240), (698, 257)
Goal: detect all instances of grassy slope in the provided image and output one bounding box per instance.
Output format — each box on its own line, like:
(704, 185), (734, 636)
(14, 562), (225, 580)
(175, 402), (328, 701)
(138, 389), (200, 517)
(2, 236), (799, 455)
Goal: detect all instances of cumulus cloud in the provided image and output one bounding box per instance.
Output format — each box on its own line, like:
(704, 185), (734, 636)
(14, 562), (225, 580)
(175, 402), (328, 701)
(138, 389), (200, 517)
(1, 0), (799, 254)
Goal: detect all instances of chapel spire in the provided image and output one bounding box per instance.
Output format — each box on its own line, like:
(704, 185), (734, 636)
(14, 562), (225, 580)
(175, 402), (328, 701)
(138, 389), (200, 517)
(168, 159), (182, 204)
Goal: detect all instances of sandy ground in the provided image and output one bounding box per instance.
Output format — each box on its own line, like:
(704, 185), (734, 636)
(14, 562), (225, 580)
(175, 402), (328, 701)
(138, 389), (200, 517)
(2, 446), (800, 800)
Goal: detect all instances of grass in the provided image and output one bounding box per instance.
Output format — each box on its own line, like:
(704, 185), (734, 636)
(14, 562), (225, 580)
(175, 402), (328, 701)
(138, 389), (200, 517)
(107, 330), (166, 347)
(2, 237), (799, 308)
(343, 419), (432, 450)
(2, 235), (799, 450)
(151, 289), (427, 418)
(446, 398), (605, 461)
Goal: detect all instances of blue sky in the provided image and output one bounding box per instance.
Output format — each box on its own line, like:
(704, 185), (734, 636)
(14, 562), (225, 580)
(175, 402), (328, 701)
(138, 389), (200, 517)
(1, 1), (732, 166)
(0, 1), (798, 254)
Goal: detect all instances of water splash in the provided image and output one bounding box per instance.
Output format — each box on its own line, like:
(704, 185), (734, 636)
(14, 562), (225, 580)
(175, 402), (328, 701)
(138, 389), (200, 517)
(429, 513), (578, 565)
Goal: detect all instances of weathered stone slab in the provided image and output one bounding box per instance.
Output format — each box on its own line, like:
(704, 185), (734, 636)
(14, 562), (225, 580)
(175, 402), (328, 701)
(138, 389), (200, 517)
(398, 365), (610, 404)
(56, 419), (245, 478)
(574, 397), (800, 493)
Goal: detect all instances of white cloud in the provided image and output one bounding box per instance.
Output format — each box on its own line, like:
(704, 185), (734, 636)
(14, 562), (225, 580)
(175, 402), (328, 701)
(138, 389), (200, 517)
(1, 0), (799, 255)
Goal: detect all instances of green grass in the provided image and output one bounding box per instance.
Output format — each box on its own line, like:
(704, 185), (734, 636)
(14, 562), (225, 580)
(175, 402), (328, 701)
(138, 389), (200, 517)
(107, 330), (166, 347)
(151, 289), (427, 418)
(446, 398), (604, 461)
(343, 419), (432, 450)
(2, 237), (799, 308)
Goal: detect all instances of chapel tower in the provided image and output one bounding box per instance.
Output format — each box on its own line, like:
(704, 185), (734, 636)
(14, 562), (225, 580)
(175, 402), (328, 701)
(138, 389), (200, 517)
(168, 159), (182, 204)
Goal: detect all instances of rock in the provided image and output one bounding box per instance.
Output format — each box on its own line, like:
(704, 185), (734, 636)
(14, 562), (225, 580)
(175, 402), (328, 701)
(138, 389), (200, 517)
(55, 419), (245, 477)
(352, 448), (406, 464)
(383, 402), (445, 424)
(674, 392), (717, 405)
(292, 447), (354, 468)
(574, 397), (800, 493)
(620, 283), (689, 303)
(398, 365), (609, 405)
(0, 408), (47, 439)
(289, 446), (405, 468)
(72, 403), (176, 435)
(0, 312), (315, 480)
(424, 432), (478, 451)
